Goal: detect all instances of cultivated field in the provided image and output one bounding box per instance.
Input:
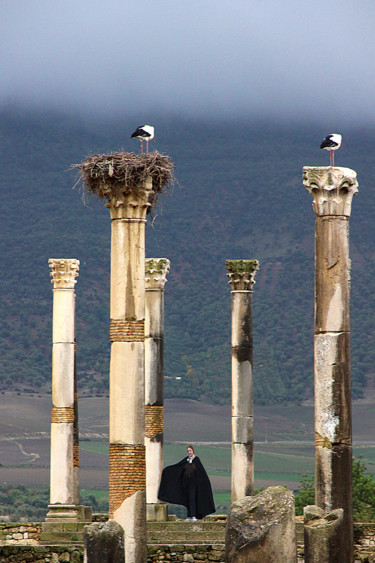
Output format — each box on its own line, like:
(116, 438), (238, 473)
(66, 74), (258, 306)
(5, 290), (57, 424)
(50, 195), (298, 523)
(1, 393), (375, 510)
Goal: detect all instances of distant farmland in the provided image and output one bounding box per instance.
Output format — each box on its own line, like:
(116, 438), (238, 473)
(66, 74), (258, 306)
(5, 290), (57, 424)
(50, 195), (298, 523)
(1, 393), (375, 513)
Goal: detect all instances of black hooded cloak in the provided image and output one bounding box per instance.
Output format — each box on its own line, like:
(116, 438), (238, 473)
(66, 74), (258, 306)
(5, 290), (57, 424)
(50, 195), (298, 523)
(158, 456), (215, 519)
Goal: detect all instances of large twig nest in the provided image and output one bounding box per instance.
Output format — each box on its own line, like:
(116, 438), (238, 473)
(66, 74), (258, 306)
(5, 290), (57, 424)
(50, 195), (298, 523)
(72, 151), (174, 209)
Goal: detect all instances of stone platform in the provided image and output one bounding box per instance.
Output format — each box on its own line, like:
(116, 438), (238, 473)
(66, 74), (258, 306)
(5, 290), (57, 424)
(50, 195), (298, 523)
(148, 520), (226, 545)
(1, 519), (375, 562)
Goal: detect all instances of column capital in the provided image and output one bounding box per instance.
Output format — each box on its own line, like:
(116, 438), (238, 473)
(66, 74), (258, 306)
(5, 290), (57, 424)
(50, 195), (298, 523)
(303, 166), (358, 216)
(145, 258), (170, 290)
(49, 259), (80, 289)
(225, 260), (259, 291)
(104, 179), (154, 220)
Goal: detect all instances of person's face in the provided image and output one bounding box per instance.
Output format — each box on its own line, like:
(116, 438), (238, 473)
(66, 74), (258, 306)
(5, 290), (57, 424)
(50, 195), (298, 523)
(187, 447), (194, 457)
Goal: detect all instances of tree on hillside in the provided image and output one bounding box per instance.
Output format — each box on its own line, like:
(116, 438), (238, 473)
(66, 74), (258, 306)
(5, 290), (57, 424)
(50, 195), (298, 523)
(295, 457), (375, 521)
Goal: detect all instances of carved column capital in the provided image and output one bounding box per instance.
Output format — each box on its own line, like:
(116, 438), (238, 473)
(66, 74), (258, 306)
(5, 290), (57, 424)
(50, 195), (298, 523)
(104, 178), (154, 220)
(303, 167), (358, 216)
(226, 260), (259, 291)
(49, 259), (80, 289)
(145, 258), (170, 290)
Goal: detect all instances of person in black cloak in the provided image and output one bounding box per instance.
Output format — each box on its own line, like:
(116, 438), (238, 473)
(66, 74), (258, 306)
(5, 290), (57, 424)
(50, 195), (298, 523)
(158, 445), (215, 521)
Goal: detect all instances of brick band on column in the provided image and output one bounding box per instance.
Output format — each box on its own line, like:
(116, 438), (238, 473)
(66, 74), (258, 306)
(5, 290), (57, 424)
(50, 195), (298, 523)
(73, 444), (80, 468)
(110, 319), (145, 342)
(145, 405), (164, 438)
(109, 444), (146, 515)
(51, 407), (75, 424)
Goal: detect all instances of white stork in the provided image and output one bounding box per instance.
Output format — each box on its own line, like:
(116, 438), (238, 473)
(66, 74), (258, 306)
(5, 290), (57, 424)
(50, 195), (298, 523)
(131, 125), (155, 154)
(320, 134), (342, 166)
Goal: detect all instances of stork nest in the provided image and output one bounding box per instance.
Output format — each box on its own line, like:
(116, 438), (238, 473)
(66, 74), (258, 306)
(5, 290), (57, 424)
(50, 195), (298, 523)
(72, 151), (174, 209)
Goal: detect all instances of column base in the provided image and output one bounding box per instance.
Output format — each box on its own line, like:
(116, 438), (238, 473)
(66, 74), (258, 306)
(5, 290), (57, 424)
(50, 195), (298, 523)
(146, 502), (168, 522)
(45, 504), (93, 522)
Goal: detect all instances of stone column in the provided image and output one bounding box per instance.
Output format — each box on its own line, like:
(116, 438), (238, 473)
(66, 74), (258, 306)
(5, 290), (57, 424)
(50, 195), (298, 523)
(47, 258), (79, 521)
(74, 151), (173, 561)
(303, 166), (358, 561)
(107, 180), (153, 562)
(73, 338), (79, 505)
(304, 505), (344, 563)
(145, 258), (170, 521)
(226, 259), (259, 503)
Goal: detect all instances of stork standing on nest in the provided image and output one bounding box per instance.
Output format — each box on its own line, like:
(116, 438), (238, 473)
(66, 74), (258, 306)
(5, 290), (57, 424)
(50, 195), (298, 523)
(320, 133), (342, 166)
(131, 125), (155, 154)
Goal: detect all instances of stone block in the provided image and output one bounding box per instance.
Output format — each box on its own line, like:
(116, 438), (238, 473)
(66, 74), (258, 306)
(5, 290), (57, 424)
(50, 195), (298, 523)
(45, 503), (77, 523)
(64, 523), (79, 532)
(147, 503), (168, 522)
(304, 505), (347, 562)
(232, 416), (253, 444)
(84, 520), (124, 563)
(208, 550), (224, 561)
(225, 486), (296, 562)
(71, 551), (82, 563)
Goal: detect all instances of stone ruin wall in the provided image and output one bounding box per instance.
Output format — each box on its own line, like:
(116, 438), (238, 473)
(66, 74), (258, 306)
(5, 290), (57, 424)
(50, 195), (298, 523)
(2, 521), (375, 561)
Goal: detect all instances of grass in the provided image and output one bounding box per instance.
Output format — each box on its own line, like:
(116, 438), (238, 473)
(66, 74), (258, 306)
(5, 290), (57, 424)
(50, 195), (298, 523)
(255, 450), (314, 475)
(80, 488), (109, 501)
(255, 472), (302, 483)
(79, 440), (109, 455)
(353, 447), (375, 471)
(213, 490), (231, 511)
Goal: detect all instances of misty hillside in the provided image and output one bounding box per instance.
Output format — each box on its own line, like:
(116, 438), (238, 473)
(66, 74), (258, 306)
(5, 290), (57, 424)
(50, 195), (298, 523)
(1, 107), (375, 405)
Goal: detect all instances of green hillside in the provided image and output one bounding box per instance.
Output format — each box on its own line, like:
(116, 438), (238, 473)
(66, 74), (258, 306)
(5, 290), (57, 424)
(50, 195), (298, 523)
(1, 107), (375, 404)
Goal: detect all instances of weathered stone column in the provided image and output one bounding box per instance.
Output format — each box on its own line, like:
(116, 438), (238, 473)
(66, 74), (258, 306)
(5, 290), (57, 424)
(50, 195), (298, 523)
(47, 258), (79, 521)
(304, 505), (344, 563)
(303, 166), (358, 561)
(107, 183), (152, 562)
(74, 151), (174, 563)
(73, 338), (79, 505)
(145, 258), (170, 521)
(226, 259), (259, 503)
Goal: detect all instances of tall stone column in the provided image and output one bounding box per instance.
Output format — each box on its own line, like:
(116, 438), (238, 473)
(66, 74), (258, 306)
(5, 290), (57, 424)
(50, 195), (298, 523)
(74, 151), (174, 562)
(145, 258), (170, 521)
(226, 259), (259, 503)
(106, 180), (153, 563)
(303, 166), (358, 561)
(73, 338), (80, 505)
(47, 258), (79, 521)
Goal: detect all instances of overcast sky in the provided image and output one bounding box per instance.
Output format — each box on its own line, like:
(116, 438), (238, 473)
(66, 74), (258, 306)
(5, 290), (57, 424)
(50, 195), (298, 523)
(2, 1), (375, 123)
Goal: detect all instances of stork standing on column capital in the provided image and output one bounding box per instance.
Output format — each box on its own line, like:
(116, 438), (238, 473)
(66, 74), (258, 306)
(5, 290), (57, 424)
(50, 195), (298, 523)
(320, 133), (342, 166)
(131, 125), (155, 154)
